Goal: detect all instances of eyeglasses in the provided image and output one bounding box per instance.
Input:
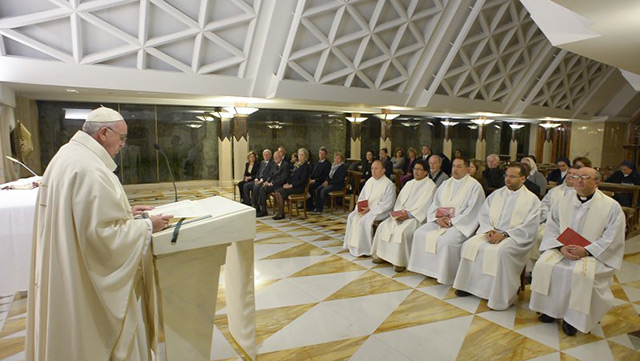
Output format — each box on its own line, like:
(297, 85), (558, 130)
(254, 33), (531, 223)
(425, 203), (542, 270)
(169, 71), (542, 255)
(570, 175), (593, 180)
(106, 127), (127, 142)
(413, 167), (426, 171)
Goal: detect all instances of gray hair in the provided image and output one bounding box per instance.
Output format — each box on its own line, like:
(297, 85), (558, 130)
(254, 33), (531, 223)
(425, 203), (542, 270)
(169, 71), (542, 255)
(263, 149), (272, 156)
(429, 155), (442, 164)
(487, 153), (500, 162)
(82, 121), (112, 136)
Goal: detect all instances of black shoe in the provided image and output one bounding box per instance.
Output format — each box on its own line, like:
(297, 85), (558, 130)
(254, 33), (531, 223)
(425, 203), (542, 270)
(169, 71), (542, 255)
(562, 320), (577, 336)
(455, 289), (470, 297)
(538, 314), (555, 323)
(256, 211), (268, 217)
(272, 214), (285, 220)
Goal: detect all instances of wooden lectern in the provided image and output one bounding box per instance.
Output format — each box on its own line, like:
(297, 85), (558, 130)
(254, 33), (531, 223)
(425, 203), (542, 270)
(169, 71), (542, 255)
(151, 196), (256, 360)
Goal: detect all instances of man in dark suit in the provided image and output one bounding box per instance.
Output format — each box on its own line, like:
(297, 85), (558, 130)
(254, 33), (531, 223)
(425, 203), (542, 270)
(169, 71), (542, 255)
(307, 146), (332, 209)
(483, 153), (505, 189)
(244, 149), (274, 206)
(278, 145), (290, 164)
(379, 147), (393, 178)
(420, 145), (432, 162)
(256, 151), (290, 217)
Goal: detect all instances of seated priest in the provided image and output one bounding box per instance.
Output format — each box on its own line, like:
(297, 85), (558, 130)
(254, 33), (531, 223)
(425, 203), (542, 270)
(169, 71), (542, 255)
(307, 146), (332, 210)
(343, 160), (396, 257)
(255, 151), (289, 217)
(313, 152), (347, 213)
(453, 163), (541, 310)
(408, 157), (486, 285)
(546, 157), (570, 186)
(529, 165), (578, 261)
(529, 167), (625, 336)
(244, 149), (274, 206)
(605, 160), (640, 207)
(428, 155), (449, 187)
(370, 160), (436, 272)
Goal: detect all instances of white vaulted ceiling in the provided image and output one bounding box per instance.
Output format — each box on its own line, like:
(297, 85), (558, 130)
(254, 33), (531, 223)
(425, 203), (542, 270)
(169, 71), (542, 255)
(0, 0), (638, 121)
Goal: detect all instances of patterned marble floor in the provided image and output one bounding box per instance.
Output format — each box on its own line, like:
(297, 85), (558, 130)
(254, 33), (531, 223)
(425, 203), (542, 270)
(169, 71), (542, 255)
(1, 187), (640, 361)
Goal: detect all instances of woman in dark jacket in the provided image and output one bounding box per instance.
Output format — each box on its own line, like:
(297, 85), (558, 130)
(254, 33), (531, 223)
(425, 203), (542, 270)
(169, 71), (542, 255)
(273, 148), (311, 220)
(361, 150), (375, 183)
(237, 150), (258, 204)
(313, 152), (347, 213)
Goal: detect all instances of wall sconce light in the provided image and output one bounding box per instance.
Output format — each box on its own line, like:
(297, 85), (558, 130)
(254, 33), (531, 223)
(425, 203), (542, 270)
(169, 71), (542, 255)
(440, 119), (459, 127)
(373, 109), (400, 121)
(509, 123), (525, 130)
(346, 112), (368, 123)
(539, 122), (561, 129)
(471, 117), (494, 126)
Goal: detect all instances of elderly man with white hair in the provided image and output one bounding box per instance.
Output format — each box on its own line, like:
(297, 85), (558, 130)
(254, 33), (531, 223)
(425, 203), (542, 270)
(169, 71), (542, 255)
(408, 157), (486, 284)
(344, 160), (396, 257)
(453, 163), (541, 310)
(482, 153), (504, 189)
(371, 160), (436, 272)
(26, 106), (172, 361)
(428, 155), (449, 187)
(529, 167), (625, 336)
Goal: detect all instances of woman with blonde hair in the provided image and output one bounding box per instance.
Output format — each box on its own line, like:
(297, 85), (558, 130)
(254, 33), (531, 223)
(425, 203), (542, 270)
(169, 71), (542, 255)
(238, 150), (258, 204)
(273, 148), (311, 220)
(469, 158), (489, 195)
(400, 147), (418, 184)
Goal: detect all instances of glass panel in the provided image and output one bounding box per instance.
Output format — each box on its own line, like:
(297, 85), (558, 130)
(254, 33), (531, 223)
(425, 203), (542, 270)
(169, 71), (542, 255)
(118, 104), (158, 184)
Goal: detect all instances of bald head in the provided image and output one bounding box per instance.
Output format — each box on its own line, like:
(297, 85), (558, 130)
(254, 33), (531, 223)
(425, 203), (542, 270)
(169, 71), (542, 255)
(371, 160), (384, 179)
(574, 167), (599, 197)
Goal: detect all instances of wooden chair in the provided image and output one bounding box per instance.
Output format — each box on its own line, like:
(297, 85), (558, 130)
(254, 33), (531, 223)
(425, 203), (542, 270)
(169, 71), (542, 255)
(327, 174), (349, 213)
(287, 179), (311, 220)
(345, 170), (362, 212)
(393, 169), (403, 194)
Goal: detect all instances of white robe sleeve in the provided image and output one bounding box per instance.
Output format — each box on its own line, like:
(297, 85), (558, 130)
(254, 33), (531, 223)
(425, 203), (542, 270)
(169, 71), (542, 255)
(450, 183), (485, 237)
(369, 182), (396, 216)
(584, 204), (626, 270)
(540, 189), (553, 222)
(540, 201), (564, 251)
(476, 193), (494, 234)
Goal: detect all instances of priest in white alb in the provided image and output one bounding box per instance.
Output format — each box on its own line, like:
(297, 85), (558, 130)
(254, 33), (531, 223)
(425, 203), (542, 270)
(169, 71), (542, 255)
(344, 160), (396, 256)
(453, 163), (541, 310)
(371, 160), (436, 272)
(26, 107), (172, 361)
(408, 157), (485, 284)
(529, 167), (625, 336)
(529, 165), (578, 261)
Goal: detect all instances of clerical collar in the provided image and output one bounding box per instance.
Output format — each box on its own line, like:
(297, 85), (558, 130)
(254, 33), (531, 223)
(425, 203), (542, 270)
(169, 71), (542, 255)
(577, 192), (595, 203)
(452, 174), (467, 183)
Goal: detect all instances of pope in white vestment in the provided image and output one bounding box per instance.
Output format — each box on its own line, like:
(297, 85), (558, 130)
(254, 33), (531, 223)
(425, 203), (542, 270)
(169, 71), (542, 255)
(530, 167), (625, 335)
(408, 159), (485, 285)
(371, 161), (436, 269)
(26, 107), (171, 361)
(344, 160), (396, 257)
(453, 164), (541, 310)
(529, 167), (577, 261)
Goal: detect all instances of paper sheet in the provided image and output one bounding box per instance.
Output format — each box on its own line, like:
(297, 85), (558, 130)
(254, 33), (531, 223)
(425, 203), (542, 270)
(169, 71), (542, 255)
(147, 200), (211, 218)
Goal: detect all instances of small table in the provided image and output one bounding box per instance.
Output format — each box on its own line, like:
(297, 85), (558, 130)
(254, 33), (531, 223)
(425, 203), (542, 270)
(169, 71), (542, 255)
(0, 188), (39, 296)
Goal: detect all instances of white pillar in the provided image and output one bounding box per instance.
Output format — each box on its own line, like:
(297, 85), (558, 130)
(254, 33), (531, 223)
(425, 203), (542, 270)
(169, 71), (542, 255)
(218, 118), (233, 187)
(232, 118), (249, 181)
(380, 119), (392, 151)
(350, 122), (361, 160)
(509, 139), (518, 161)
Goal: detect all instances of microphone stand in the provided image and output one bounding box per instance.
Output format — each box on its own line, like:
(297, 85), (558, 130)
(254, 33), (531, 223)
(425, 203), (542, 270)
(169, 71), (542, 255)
(6, 156), (39, 177)
(153, 144), (178, 203)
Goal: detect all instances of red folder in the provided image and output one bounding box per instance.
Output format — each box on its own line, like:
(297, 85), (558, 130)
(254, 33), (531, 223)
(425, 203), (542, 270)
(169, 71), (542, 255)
(357, 200), (369, 212)
(435, 207), (455, 218)
(557, 227), (592, 247)
(390, 210), (404, 218)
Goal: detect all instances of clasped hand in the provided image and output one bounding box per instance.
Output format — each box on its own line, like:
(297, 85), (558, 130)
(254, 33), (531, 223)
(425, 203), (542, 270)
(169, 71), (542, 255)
(436, 217), (452, 228)
(485, 230), (506, 244)
(560, 245), (588, 260)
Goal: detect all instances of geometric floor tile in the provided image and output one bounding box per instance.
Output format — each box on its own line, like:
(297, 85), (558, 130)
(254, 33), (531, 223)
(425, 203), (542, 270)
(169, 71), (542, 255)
(456, 316), (557, 361)
(256, 255), (332, 280)
(257, 336), (370, 361)
(255, 303), (317, 344)
(290, 255), (367, 277)
(262, 242), (329, 259)
(477, 307), (517, 330)
(562, 339), (616, 361)
(375, 289), (470, 333)
(211, 325), (239, 360)
(516, 322), (561, 350)
(325, 270), (412, 300)
(599, 303), (640, 338)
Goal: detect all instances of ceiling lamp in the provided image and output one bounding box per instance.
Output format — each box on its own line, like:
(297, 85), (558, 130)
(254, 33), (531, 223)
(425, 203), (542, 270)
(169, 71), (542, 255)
(401, 119), (420, 127)
(223, 103), (258, 116)
(468, 125), (478, 129)
(373, 109), (400, 121)
(186, 123), (203, 128)
(509, 123), (525, 130)
(440, 119), (459, 127)
(196, 113), (216, 122)
(539, 122), (561, 129)
(471, 117), (494, 126)
(267, 122), (283, 129)
(345, 112), (368, 123)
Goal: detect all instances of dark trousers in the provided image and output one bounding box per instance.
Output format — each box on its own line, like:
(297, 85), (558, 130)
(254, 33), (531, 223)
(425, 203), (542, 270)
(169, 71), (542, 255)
(249, 182), (264, 207)
(315, 184), (343, 212)
(258, 185), (279, 212)
(238, 180), (250, 203)
(306, 181), (323, 209)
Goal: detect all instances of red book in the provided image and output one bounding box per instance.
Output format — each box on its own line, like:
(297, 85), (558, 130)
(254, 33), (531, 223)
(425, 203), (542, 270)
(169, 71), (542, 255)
(357, 200), (368, 212)
(557, 227), (592, 247)
(435, 207), (455, 218)
(390, 210), (405, 218)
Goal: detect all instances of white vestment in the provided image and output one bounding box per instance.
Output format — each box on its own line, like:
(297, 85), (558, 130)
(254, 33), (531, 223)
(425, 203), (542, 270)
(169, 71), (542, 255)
(453, 185), (541, 310)
(408, 175), (485, 284)
(26, 131), (153, 361)
(531, 183), (575, 260)
(343, 175), (396, 256)
(529, 190), (625, 333)
(371, 177), (436, 267)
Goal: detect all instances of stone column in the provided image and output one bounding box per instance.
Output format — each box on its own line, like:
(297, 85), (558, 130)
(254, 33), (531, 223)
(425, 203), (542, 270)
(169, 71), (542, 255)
(442, 124), (453, 159)
(542, 127), (553, 163)
(233, 117), (249, 181)
(380, 119), (392, 152)
(350, 121), (361, 160)
(509, 128), (518, 161)
(217, 118), (233, 187)
(475, 125), (487, 160)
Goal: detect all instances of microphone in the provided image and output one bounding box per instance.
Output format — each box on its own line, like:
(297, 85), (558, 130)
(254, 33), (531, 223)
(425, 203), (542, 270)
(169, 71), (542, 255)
(153, 143), (178, 203)
(6, 156), (38, 177)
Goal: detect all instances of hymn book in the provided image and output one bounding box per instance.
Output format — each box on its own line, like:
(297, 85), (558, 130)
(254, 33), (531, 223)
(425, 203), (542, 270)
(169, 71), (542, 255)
(557, 227), (591, 247)
(435, 207), (455, 218)
(390, 210), (405, 219)
(357, 200), (368, 212)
